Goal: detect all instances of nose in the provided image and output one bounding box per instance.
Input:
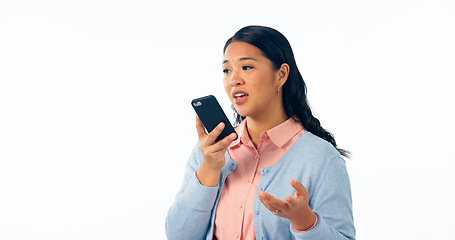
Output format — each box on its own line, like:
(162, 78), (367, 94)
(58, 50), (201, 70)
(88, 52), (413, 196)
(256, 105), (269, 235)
(229, 69), (244, 86)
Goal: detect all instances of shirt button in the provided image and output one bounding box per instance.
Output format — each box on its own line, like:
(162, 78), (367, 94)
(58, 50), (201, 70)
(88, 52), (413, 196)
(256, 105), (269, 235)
(254, 155), (259, 160)
(255, 211), (259, 215)
(245, 179), (250, 183)
(238, 204), (243, 209)
(235, 233), (239, 238)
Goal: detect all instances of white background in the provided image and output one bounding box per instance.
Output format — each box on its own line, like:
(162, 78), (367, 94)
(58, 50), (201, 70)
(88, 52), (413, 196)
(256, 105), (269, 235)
(1, 0), (454, 239)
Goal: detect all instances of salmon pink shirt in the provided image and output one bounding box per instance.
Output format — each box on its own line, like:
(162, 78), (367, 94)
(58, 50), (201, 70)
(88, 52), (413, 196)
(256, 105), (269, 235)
(214, 118), (305, 240)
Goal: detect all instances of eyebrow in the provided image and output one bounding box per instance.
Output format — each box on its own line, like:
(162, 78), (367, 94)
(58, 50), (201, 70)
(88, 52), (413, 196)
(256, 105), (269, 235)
(222, 57), (258, 64)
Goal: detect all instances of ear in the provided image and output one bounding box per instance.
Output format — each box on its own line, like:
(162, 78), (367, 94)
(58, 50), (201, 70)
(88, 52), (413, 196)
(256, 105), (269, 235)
(276, 63), (290, 87)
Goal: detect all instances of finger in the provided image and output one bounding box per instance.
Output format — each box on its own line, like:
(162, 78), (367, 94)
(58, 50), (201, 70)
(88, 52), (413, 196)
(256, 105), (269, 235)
(259, 197), (277, 214)
(258, 191), (287, 212)
(258, 191), (277, 213)
(284, 195), (298, 207)
(196, 115), (208, 142)
(290, 179), (308, 198)
(209, 132), (237, 152)
(204, 122), (225, 144)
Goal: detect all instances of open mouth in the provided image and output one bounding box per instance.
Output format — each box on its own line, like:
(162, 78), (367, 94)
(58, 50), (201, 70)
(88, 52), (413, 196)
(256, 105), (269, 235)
(234, 93), (248, 98)
(232, 91), (249, 104)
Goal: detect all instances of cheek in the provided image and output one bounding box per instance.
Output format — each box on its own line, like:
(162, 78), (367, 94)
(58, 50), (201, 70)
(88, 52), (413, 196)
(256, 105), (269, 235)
(251, 73), (273, 93)
(263, 71), (279, 89)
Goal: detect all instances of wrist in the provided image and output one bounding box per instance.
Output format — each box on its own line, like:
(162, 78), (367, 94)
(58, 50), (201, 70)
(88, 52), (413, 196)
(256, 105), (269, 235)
(196, 165), (221, 187)
(290, 206), (317, 232)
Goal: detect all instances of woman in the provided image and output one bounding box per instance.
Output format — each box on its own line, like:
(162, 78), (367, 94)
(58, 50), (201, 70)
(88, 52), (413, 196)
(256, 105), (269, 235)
(166, 26), (355, 240)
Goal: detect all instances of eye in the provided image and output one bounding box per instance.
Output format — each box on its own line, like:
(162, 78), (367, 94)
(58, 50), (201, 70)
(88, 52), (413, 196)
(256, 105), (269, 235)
(242, 66), (253, 70)
(223, 68), (231, 74)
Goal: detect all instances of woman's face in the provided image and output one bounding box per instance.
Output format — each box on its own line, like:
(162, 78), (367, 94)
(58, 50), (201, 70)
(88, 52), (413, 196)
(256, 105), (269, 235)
(222, 41), (286, 120)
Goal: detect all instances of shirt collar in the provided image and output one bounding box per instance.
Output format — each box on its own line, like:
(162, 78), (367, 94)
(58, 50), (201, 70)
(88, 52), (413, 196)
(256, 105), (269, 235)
(230, 120), (248, 148)
(267, 117), (304, 147)
(229, 117), (304, 149)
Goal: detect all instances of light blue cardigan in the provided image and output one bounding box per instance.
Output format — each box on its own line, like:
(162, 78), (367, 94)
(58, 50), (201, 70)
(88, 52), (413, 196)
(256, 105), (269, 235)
(165, 131), (355, 240)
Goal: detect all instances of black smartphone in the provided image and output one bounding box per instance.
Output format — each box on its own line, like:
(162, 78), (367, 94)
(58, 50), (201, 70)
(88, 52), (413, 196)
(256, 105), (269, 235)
(191, 95), (238, 143)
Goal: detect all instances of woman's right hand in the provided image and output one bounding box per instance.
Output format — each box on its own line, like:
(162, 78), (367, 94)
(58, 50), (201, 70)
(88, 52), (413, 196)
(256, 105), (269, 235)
(195, 115), (237, 187)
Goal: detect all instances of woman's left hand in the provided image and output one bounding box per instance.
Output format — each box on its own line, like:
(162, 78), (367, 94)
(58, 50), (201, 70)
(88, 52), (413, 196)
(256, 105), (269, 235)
(257, 179), (317, 231)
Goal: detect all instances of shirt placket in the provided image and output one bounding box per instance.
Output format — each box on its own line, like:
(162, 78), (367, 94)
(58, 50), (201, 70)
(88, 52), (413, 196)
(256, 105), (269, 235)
(239, 141), (262, 239)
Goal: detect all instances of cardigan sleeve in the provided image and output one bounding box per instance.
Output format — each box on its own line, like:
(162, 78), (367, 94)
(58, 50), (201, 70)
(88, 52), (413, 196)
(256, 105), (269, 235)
(292, 156), (355, 240)
(165, 145), (219, 240)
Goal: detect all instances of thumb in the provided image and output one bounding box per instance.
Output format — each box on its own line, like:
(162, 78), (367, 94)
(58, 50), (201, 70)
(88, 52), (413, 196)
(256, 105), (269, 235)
(291, 179), (309, 199)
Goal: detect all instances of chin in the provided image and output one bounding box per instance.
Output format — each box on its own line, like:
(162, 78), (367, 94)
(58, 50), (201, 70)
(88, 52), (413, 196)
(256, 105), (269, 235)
(234, 107), (250, 118)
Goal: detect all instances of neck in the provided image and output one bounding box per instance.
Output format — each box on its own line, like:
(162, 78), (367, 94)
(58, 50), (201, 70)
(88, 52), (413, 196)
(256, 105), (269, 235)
(246, 109), (288, 148)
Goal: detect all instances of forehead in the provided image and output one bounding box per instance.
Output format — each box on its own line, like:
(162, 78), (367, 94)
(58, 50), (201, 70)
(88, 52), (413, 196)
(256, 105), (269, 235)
(223, 41), (264, 62)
